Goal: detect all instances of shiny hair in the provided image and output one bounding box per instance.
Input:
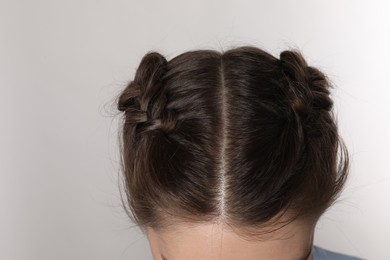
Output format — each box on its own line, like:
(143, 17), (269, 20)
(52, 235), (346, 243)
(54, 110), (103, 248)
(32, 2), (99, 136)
(115, 45), (349, 240)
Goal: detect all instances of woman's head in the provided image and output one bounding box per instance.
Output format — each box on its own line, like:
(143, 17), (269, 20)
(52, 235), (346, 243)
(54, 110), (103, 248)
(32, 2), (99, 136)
(115, 45), (349, 259)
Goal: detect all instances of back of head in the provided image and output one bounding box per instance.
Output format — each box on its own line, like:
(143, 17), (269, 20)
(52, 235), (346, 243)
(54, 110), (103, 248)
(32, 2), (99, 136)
(115, 45), (349, 239)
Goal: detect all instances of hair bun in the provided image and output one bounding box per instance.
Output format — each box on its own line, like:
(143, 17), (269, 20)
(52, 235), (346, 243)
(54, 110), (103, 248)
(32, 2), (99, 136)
(279, 50), (333, 121)
(117, 51), (174, 134)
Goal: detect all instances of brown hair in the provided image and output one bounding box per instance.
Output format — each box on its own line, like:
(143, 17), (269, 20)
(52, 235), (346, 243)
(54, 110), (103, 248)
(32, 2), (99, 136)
(115, 45), (349, 240)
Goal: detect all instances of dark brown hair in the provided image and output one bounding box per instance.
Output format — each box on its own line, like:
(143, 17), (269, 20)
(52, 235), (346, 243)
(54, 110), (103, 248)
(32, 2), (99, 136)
(115, 45), (349, 240)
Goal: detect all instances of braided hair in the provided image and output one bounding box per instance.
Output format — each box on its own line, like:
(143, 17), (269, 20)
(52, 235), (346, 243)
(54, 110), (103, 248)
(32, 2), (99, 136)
(115, 46), (349, 239)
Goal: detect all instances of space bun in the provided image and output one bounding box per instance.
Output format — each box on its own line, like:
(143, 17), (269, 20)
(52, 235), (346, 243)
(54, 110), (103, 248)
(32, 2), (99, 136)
(117, 51), (177, 134)
(279, 50), (334, 136)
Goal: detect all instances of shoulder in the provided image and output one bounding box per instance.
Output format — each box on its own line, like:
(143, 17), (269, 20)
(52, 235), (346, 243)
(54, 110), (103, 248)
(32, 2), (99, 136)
(312, 245), (365, 260)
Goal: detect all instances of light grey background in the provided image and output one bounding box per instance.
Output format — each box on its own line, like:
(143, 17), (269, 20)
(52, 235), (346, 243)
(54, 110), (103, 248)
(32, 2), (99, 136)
(1, 1), (389, 259)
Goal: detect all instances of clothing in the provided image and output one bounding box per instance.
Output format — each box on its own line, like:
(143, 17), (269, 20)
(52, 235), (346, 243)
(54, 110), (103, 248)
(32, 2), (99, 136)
(313, 245), (364, 260)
